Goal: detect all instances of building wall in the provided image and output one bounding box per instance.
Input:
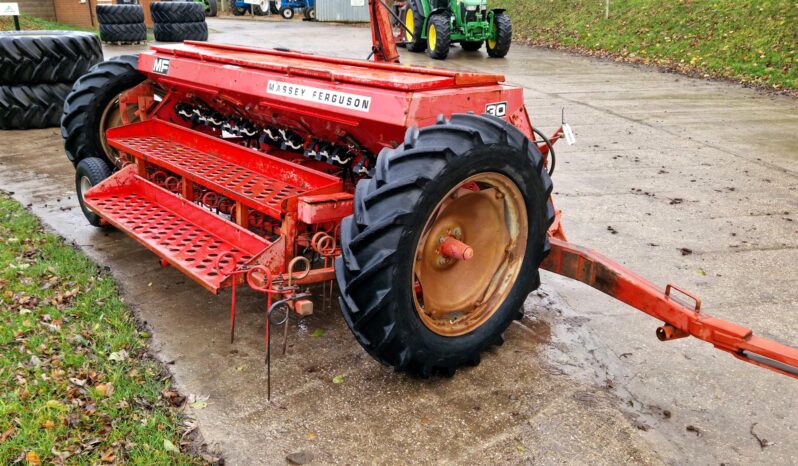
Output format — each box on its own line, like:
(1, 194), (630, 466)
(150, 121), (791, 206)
(317, 0), (369, 22)
(51, 0), (156, 28)
(18, 0), (57, 20)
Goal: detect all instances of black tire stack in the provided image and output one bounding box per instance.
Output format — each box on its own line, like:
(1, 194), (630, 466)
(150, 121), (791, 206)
(97, 4), (147, 44)
(151, 1), (208, 43)
(0, 31), (102, 130)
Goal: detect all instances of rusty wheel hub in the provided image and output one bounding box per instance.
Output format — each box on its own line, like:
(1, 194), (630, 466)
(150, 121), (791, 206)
(413, 172), (528, 336)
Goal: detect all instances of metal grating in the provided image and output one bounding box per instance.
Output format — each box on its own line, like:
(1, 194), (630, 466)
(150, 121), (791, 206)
(85, 166), (271, 293)
(114, 135), (303, 218)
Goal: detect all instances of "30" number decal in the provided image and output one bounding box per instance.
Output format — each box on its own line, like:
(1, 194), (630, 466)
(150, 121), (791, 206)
(485, 101), (507, 117)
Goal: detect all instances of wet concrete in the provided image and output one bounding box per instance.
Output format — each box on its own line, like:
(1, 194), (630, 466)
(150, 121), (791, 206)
(1, 17), (797, 465)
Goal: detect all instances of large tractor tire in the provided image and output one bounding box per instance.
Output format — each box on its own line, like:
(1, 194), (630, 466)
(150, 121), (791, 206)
(150, 1), (205, 23)
(486, 12), (512, 58)
(96, 4), (145, 24)
(337, 114), (555, 377)
(403, 1), (427, 53)
(75, 157), (113, 227)
(204, 0), (218, 17)
(99, 23), (148, 43)
(0, 83), (71, 129)
(0, 30), (102, 85)
(426, 13), (450, 60)
(61, 55), (147, 166)
(153, 22), (209, 42)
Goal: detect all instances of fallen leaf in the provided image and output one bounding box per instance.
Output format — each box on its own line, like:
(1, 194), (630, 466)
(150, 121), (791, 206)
(25, 451), (41, 465)
(163, 439), (180, 453)
(108, 350), (128, 362)
(96, 383), (113, 397)
(332, 375), (345, 384)
(190, 401), (208, 409)
(309, 329), (325, 337)
(42, 420), (55, 429)
(286, 450), (314, 465)
(306, 432), (317, 441)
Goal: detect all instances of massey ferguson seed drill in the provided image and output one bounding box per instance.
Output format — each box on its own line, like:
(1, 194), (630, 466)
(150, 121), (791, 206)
(61, 1), (797, 392)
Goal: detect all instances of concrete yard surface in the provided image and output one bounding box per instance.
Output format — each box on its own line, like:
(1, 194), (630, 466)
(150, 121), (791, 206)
(1, 18), (796, 465)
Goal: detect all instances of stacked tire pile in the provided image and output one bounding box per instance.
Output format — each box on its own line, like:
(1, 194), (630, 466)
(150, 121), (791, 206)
(0, 31), (102, 130)
(97, 4), (147, 44)
(151, 1), (208, 43)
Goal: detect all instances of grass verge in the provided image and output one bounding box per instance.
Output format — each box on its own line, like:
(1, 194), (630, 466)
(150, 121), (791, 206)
(0, 14), (96, 33)
(0, 193), (210, 464)
(493, 0), (797, 93)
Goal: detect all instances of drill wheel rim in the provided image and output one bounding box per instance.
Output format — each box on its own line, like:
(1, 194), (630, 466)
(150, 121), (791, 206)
(412, 172), (528, 337)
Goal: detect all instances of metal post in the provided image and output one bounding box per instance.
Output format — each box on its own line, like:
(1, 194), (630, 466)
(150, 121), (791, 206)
(13, 14), (20, 30)
(605, 0), (609, 19)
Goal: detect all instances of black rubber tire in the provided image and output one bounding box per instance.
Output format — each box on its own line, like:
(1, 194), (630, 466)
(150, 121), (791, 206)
(153, 22), (209, 42)
(426, 14), (450, 60)
(0, 83), (71, 129)
(253, 4), (265, 15)
(336, 114), (555, 377)
(270, 1), (279, 14)
(0, 30), (103, 85)
(96, 4), (145, 24)
(61, 55), (145, 165)
(205, 0), (218, 17)
(303, 7), (315, 20)
(404, 1), (426, 53)
(230, 3), (247, 15)
(280, 7), (294, 19)
(99, 23), (148, 43)
(75, 157), (112, 227)
(460, 40), (482, 51)
(486, 12), (512, 58)
(150, 1), (205, 23)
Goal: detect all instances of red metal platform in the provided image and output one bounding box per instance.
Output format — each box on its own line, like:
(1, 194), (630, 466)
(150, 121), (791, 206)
(105, 120), (342, 219)
(83, 166), (271, 293)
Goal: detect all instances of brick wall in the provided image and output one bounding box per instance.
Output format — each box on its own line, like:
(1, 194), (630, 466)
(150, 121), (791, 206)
(52, 0), (158, 29)
(53, 0), (97, 28)
(18, 0), (57, 20)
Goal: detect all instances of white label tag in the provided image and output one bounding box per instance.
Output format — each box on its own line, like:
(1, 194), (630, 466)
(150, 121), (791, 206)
(0, 3), (20, 15)
(562, 123), (576, 145)
(267, 80), (372, 113)
(351, 0), (365, 6)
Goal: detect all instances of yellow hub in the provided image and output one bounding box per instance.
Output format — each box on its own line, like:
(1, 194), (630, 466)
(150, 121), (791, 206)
(428, 23), (437, 51)
(405, 9), (414, 42)
(488, 22), (497, 49)
(412, 173), (528, 337)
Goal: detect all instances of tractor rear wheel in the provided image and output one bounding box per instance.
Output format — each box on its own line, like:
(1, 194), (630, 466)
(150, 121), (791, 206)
(75, 157), (112, 227)
(426, 14), (450, 60)
(61, 55), (147, 167)
(337, 114), (554, 377)
(486, 12), (512, 58)
(403, 1), (426, 53)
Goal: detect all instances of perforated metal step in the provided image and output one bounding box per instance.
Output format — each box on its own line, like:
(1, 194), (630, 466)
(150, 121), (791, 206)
(83, 166), (271, 293)
(105, 119), (341, 219)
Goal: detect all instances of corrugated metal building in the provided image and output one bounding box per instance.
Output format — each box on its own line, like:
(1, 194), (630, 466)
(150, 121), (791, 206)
(316, 0), (369, 22)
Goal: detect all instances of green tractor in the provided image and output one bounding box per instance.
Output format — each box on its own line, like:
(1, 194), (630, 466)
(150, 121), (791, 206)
(401, 0), (511, 60)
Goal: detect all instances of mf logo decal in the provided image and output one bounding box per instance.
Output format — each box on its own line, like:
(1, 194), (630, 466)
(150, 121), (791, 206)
(485, 101), (507, 117)
(152, 58), (170, 75)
